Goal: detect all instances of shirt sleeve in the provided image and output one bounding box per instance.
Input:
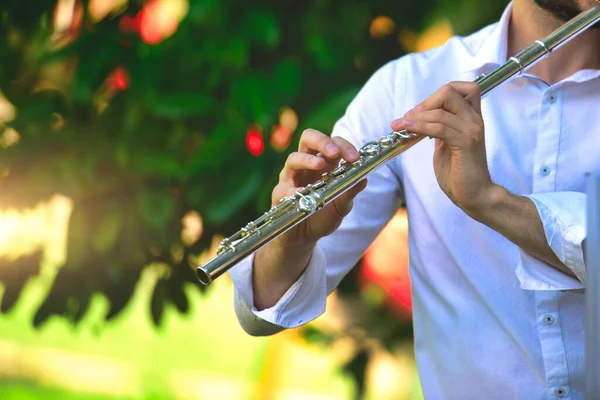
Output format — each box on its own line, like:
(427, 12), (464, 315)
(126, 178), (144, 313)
(516, 191), (586, 291)
(229, 59), (405, 332)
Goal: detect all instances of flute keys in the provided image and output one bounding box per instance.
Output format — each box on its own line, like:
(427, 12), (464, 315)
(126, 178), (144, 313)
(309, 180), (326, 190)
(217, 238), (235, 254)
(360, 142), (381, 156)
(297, 193), (319, 213)
(331, 165), (348, 177)
(241, 221), (259, 237)
(379, 134), (397, 147)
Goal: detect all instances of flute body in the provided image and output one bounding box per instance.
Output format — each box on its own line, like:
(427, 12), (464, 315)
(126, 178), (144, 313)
(196, 3), (600, 285)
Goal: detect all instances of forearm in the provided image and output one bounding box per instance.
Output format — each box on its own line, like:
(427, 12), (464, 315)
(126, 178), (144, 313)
(252, 237), (316, 311)
(466, 184), (576, 279)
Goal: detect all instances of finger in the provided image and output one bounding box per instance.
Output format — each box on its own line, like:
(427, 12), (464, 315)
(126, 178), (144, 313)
(406, 83), (480, 123)
(392, 109), (468, 134)
(393, 119), (465, 146)
(271, 182), (301, 206)
(332, 136), (361, 163)
(332, 179), (368, 217)
(299, 129), (341, 159)
(279, 152), (327, 182)
(446, 81), (482, 114)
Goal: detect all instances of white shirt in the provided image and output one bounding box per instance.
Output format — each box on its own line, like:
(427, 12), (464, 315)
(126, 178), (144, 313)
(228, 4), (598, 399)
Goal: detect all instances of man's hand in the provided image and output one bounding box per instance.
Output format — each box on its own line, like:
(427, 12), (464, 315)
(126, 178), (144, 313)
(253, 129), (367, 311)
(391, 81), (575, 279)
(391, 82), (495, 216)
(271, 128), (367, 248)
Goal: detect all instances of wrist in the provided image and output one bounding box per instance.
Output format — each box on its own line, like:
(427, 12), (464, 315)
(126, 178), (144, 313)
(272, 232), (317, 254)
(256, 235), (316, 283)
(462, 184), (511, 222)
(253, 239), (316, 311)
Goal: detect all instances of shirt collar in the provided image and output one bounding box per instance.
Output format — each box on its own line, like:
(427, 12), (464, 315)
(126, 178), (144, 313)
(462, 2), (600, 83)
(462, 2), (512, 74)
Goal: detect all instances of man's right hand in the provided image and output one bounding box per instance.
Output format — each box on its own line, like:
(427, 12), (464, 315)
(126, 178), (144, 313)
(252, 129), (367, 311)
(271, 128), (368, 248)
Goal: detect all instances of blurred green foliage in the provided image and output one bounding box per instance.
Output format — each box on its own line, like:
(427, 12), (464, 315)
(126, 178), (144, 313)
(0, 0), (507, 327)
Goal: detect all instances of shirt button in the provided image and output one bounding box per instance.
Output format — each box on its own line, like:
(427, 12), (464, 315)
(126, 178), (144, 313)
(555, 387), (566, 397)
(540, 165), (551, 176)
(544, 314), (555, 325)
(547, 94), (557, 103)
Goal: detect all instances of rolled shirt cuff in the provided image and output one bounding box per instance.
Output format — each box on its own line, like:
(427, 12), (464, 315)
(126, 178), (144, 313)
(516, 192), (586, 291)
(229, 244), (328, 329)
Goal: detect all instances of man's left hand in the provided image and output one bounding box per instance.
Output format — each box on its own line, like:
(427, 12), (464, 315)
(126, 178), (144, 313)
(391, 81), (496, 215)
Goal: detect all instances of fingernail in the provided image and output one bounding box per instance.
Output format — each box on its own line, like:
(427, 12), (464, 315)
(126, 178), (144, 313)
(326, 143), (338, 155)
(311, 156), (322, 165)
(348, 149), (359, 158)
(391, 118), (403, 126)
(404, 119), (414, 127)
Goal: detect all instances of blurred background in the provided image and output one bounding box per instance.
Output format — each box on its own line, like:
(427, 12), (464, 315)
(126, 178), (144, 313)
(0, 0), (508, 399)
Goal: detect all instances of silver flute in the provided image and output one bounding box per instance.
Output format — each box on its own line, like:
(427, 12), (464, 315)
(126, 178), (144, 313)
(196, 3), (600, 285)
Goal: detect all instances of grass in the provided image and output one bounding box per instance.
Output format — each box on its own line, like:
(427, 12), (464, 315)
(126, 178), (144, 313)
(0, 197), (416, 400)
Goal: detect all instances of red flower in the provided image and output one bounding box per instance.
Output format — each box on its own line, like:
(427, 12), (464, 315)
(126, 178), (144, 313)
(107, 67), (130, 92)
(246, 127), (264, 157)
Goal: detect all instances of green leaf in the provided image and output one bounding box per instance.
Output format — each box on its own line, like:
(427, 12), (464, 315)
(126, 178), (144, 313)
(300, 87), (360, 133)
(205, 167), (263, 225)
(149, 94), (214, 119)
(138, 189), (176, 230)
(306, 35), (338, 70)
(73, 39), (117, 102)
(302, 325), (334, 346)
(92, 203), (123, 255)
(231, 74), (273, 119)
(188, 0), (220, 24)
(273, 58), (302, 100)
(243, 10), (281, 49)
(221, 37), (249, 69)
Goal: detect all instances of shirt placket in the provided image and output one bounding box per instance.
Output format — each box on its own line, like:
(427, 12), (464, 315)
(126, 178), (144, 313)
(533, 87), (572, 399)
(532, 89), (561, 194)
(535, 291), (572, 399)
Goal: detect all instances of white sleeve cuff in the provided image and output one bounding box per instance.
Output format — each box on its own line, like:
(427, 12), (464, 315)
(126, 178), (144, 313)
(516, 192), (586, 291)
(228, 244), (328, 328)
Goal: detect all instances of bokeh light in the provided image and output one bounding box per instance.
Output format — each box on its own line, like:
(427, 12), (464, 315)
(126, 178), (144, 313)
(0, 128), (21, 149)
(398, 18), (453, 52)
(88, 0), (128, 23)
(107, 67), (130, 92)
(246, 125), (264, 157)
(270, 125), (292, 152)
(138, 0), (189, 45)
(369, 16), (396, 39)
(52, 0), (83, 44)
(0, 92), (16, 123)
(181, 211), (203, 246)
(51, 113), (66, 131)
(279, 107), (299, 133)
(362, 209), (412, 317)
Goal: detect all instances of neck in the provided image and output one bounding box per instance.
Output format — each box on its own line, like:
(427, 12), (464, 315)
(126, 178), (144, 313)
(509, 0), (600, 84)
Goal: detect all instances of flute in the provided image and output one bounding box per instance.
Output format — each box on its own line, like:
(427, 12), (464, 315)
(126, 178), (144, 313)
(196, 2), (600, 285)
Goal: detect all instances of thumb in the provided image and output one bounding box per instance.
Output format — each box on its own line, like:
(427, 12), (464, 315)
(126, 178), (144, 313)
(332, 179), (368, 217)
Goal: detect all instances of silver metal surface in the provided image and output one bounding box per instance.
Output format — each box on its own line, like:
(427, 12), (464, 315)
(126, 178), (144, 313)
(586, 175), (600, 398)
(196, 3), (600, 285)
